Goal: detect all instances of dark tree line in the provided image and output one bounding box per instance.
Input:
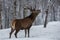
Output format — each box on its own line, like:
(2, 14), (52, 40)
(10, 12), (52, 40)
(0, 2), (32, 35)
(0, 0), (60, 29)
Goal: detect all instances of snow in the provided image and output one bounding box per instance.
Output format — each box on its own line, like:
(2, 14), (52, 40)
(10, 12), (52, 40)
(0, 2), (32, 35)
(0, 21), (60, 40)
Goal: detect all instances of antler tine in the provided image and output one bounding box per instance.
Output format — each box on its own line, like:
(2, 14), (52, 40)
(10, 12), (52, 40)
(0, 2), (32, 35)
(26, 5), (33, 11)
(24, 5), (33, 11)
(30, 6), (32, 10)
(23, 5), (28, 9)
(33, 3), (36, 11)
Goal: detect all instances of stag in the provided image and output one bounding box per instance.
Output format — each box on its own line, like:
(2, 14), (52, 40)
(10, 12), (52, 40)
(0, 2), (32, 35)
(9, 6), (41, 38)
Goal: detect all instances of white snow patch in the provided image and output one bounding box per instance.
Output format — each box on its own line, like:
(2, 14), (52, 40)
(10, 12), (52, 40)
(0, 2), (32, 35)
(0, 21), (60, 40)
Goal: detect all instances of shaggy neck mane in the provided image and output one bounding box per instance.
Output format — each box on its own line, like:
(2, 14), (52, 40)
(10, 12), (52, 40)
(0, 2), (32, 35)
(27, 13), (38, 22)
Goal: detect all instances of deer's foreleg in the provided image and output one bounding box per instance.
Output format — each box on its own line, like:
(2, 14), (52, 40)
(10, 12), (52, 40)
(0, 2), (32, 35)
(28, 28), (30, 37)
(25, 29), (27, 37)
(28, 25), (32, 37)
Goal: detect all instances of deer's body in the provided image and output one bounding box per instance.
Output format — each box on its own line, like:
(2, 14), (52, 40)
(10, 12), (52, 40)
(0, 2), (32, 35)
(9, 7), (41, 38)
(12, 17), (32, 30)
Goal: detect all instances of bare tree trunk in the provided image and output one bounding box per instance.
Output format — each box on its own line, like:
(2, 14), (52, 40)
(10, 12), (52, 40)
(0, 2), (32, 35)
(13, 0), (17, 19)
(0, 0), (2, 29)
(53, 6), (56, 21)
(44, 9), (48, 28)
(1, 0), (10, 29)
(19, 0), (21, 18)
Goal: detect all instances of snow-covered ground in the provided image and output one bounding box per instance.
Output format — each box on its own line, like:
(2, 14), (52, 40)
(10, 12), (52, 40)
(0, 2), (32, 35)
(0, 21), (60, 40)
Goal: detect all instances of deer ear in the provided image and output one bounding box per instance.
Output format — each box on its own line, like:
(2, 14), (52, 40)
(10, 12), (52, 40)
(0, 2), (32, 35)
(39, 10), (41, 12)
(39, 9), (41, 12)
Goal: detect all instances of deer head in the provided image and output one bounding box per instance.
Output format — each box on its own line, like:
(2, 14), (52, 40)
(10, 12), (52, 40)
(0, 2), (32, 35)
(24, 6), (41, 15)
